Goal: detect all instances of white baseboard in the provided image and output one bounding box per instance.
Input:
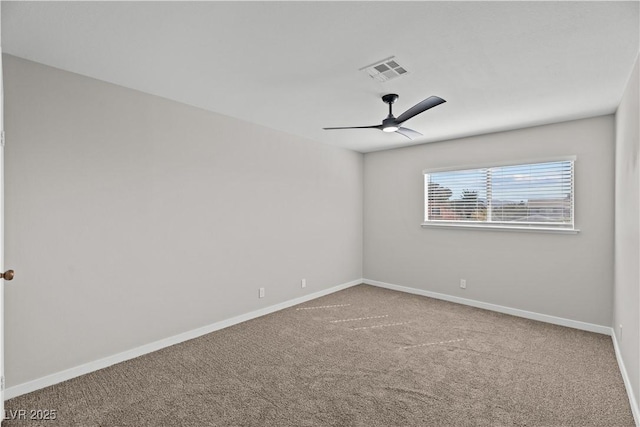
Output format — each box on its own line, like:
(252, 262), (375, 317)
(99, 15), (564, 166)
(363, 278), (611, 335)
(612, 331), (640, 426)
(4, 278), (363, 400)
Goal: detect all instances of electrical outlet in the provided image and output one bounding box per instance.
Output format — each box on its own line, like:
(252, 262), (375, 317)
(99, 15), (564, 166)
(259, 287), (265, 298)
(460, 279), (467, 289)
(301, 278), (306, 288)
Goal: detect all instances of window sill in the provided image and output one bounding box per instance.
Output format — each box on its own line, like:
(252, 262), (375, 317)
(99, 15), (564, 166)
(421, 222), (580, 234)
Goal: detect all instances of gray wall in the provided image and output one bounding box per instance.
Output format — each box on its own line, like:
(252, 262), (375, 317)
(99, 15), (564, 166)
(614, 53), (639, 410)
(364, 116), (614, 326)
(3, 55), (363, 387)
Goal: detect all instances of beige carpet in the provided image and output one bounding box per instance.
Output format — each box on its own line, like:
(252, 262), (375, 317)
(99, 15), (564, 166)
(3, 285), (635, 426)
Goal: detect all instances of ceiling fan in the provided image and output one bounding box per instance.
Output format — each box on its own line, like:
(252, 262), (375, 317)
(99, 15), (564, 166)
(323, 94), (446, 140)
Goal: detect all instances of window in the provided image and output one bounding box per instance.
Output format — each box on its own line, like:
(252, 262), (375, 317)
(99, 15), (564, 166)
(423, 158), (576, 232)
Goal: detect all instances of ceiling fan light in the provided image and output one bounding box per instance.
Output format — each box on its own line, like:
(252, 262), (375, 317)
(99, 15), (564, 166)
(383, 125), (399, 133)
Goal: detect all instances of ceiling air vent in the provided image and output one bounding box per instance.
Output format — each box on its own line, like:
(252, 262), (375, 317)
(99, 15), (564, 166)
(360, 56), (409, 82)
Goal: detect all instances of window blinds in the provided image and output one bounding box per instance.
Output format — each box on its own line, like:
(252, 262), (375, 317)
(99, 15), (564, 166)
(424, 160), (574, 229)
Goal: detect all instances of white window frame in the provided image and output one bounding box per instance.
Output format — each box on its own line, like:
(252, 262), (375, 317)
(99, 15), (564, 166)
(422, 156), (579, 234)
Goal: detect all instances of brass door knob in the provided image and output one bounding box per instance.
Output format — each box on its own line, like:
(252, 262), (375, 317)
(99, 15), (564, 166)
(1, 270), (15, 281)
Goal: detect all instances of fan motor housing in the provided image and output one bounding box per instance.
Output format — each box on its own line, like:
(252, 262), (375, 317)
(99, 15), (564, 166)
(382, 117), (398, 127)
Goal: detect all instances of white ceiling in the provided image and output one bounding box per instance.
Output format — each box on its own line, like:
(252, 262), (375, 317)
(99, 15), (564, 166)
(2, 1), (638, 153)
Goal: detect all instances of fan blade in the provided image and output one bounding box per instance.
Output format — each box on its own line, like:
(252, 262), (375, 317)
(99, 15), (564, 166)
(396, 96), (446, 124)
(395, 127), (423, 140)
(323, 125), (381, 130)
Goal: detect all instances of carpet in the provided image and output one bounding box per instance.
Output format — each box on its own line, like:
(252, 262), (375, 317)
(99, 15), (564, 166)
(3, 284), (634, 426)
